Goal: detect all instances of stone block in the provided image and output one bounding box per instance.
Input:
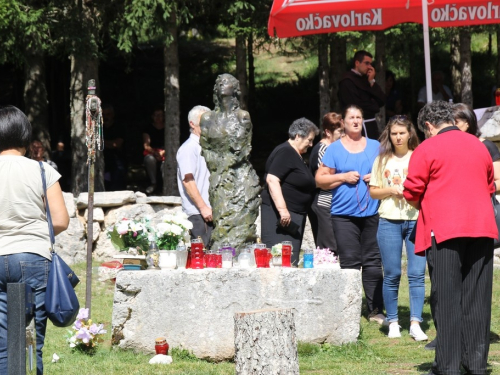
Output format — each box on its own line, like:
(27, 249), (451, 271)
(77, 191), (136, 209)
(93, 231), (122, 261)
(54, 218), (86, 265)
(112, 268), (362, 361)
(135, 196), (182, 205)
(103, 204), (156, 229)
(63, 192), (76, 218)
(84, 207), (105, 223)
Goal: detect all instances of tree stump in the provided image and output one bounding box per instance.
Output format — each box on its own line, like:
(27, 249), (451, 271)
(234, 308), (299, 375)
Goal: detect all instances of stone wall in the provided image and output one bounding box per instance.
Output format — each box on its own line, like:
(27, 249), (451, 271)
(58, 191), (316, 265)
(112, 268), (362, 360)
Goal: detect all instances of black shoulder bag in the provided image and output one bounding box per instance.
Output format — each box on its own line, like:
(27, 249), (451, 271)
(40, 162), (80, 327)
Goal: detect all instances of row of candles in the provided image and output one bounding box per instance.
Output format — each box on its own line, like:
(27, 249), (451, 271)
(146, 238), (316, 270)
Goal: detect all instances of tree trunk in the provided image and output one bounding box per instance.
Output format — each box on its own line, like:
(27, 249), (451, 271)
(247, 33), (255, 113)
(69, 55), (104, 195)
(375, 31), (386, 128)
(329, 35), (346, 113)
(234, 308), (299, 375)
(459, 27), (473, 107)
(235, 34), (248, 110)
(163, 11), (180, 196)
(318, 35), (330, 124)
(450, 29), (461, 103)
(24, 51), (50, 153)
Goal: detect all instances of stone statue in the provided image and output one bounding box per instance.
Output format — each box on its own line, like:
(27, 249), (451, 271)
(200, 73), (261, 251)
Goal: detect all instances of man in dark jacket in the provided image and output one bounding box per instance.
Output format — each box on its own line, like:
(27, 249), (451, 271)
(338, 50), (386, 139)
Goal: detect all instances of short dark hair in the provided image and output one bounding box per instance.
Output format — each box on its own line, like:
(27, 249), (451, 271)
(452, 103), (478, 137)
(288, 117), (319, 139)
(342, 104), (364, 119)
(417, 100), (454, 132)
(321, 112), (342, 138)
(353, 50), (372, 65)
(0, 106), (32, 152)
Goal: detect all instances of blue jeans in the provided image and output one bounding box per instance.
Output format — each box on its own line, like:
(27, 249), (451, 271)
(377, 219), (426, 323)
(0, 253), (50, 375)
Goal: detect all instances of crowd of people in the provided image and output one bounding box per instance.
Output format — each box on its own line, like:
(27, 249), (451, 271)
(261, 99), (498, 375)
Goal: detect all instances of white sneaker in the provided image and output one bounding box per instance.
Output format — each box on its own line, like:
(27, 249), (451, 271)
(409, 324), (428, 341)
(388, 322), (401, 338)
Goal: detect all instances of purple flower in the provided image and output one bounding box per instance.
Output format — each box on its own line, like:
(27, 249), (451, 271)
(74, 320), (83, 330)
(76, 327), (92, 344)
(76, 308), (89, 320)
(133, 231), (138, 237)
(89, 323), (106, 335)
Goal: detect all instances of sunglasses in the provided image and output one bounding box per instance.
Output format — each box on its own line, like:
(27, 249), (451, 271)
(389, 115), (408, 122)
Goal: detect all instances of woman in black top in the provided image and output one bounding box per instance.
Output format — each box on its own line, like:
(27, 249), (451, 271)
(261, 118), (319, 266)
(453, 103), (500, 191)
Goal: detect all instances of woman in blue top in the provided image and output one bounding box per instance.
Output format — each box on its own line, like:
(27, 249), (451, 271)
(316, 105), (385, 324)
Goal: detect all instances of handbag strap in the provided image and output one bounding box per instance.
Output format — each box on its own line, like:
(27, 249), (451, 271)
(39, 161), (55, 248)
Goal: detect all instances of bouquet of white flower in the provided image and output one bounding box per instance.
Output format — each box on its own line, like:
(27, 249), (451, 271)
(107, 217), (152, 255)
(155, 211), (193, 250)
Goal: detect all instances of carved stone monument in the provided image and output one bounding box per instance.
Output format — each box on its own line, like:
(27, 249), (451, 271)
(200, 74), (261, 250)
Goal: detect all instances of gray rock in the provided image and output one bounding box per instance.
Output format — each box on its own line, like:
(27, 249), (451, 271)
(54, 218), (86, 265)
(84, 207), (105, 223)
(135, 196), (182, 205)
(103, 204), (156, 229)
(112, 268), (362, 360)
(93, 229), (123, 261)
(63, 192), (76, 218)
(77, 191), (136, 209)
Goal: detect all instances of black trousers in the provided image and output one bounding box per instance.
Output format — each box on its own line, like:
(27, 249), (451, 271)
(261, 203), (306, 267)
(331, 214), (384, 314)
(308, 193), (337, 252)
(427, 237), (493, 375)
(188, 214), (214, 249)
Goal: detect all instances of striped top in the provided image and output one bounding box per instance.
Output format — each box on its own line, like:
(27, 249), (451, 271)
(310, 141), (332, 208)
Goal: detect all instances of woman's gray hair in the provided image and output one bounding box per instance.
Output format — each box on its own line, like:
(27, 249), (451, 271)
(288, 117), (319, 139)
(417, 100), (454, 132)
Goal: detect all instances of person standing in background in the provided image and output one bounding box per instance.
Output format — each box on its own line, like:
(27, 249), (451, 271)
(176, 105), (213, 247)
(338, 50), (386, 140)
(308, 112), (342, 252)
(142, 105), (165, 195)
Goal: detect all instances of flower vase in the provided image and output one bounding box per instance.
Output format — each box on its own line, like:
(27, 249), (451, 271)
(272, 256), (282, 267)
(159, 250), (177, 269)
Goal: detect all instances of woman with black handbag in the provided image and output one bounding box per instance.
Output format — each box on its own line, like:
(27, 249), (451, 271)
(0, 106), (69, 374)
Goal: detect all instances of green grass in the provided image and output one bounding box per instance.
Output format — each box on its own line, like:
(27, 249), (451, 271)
(42, 262), (500, 374)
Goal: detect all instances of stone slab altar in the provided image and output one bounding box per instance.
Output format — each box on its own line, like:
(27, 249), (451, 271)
(111, 268), (362, 361)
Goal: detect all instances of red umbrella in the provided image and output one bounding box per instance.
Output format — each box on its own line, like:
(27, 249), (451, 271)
(268, 0), (500, 103)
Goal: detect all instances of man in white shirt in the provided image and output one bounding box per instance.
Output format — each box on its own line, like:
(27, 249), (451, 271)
(417, 71), (453, 108)
(176, 105), (213, 246)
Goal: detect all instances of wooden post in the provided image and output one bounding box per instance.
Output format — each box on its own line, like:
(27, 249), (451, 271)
(234, 308), (299, 375)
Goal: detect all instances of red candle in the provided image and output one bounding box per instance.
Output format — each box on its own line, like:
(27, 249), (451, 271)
(281, 242), (292, 267)
(190, 238), (205, 269)
(155, 337), (169, 355)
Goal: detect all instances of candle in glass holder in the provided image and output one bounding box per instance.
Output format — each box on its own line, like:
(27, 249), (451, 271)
(254, 242), (270, 268)
(303, 249), (314, 268)
(155, 337), (169, 355)
(190, 237), (205, 269)
(281, 241), (292, 267)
